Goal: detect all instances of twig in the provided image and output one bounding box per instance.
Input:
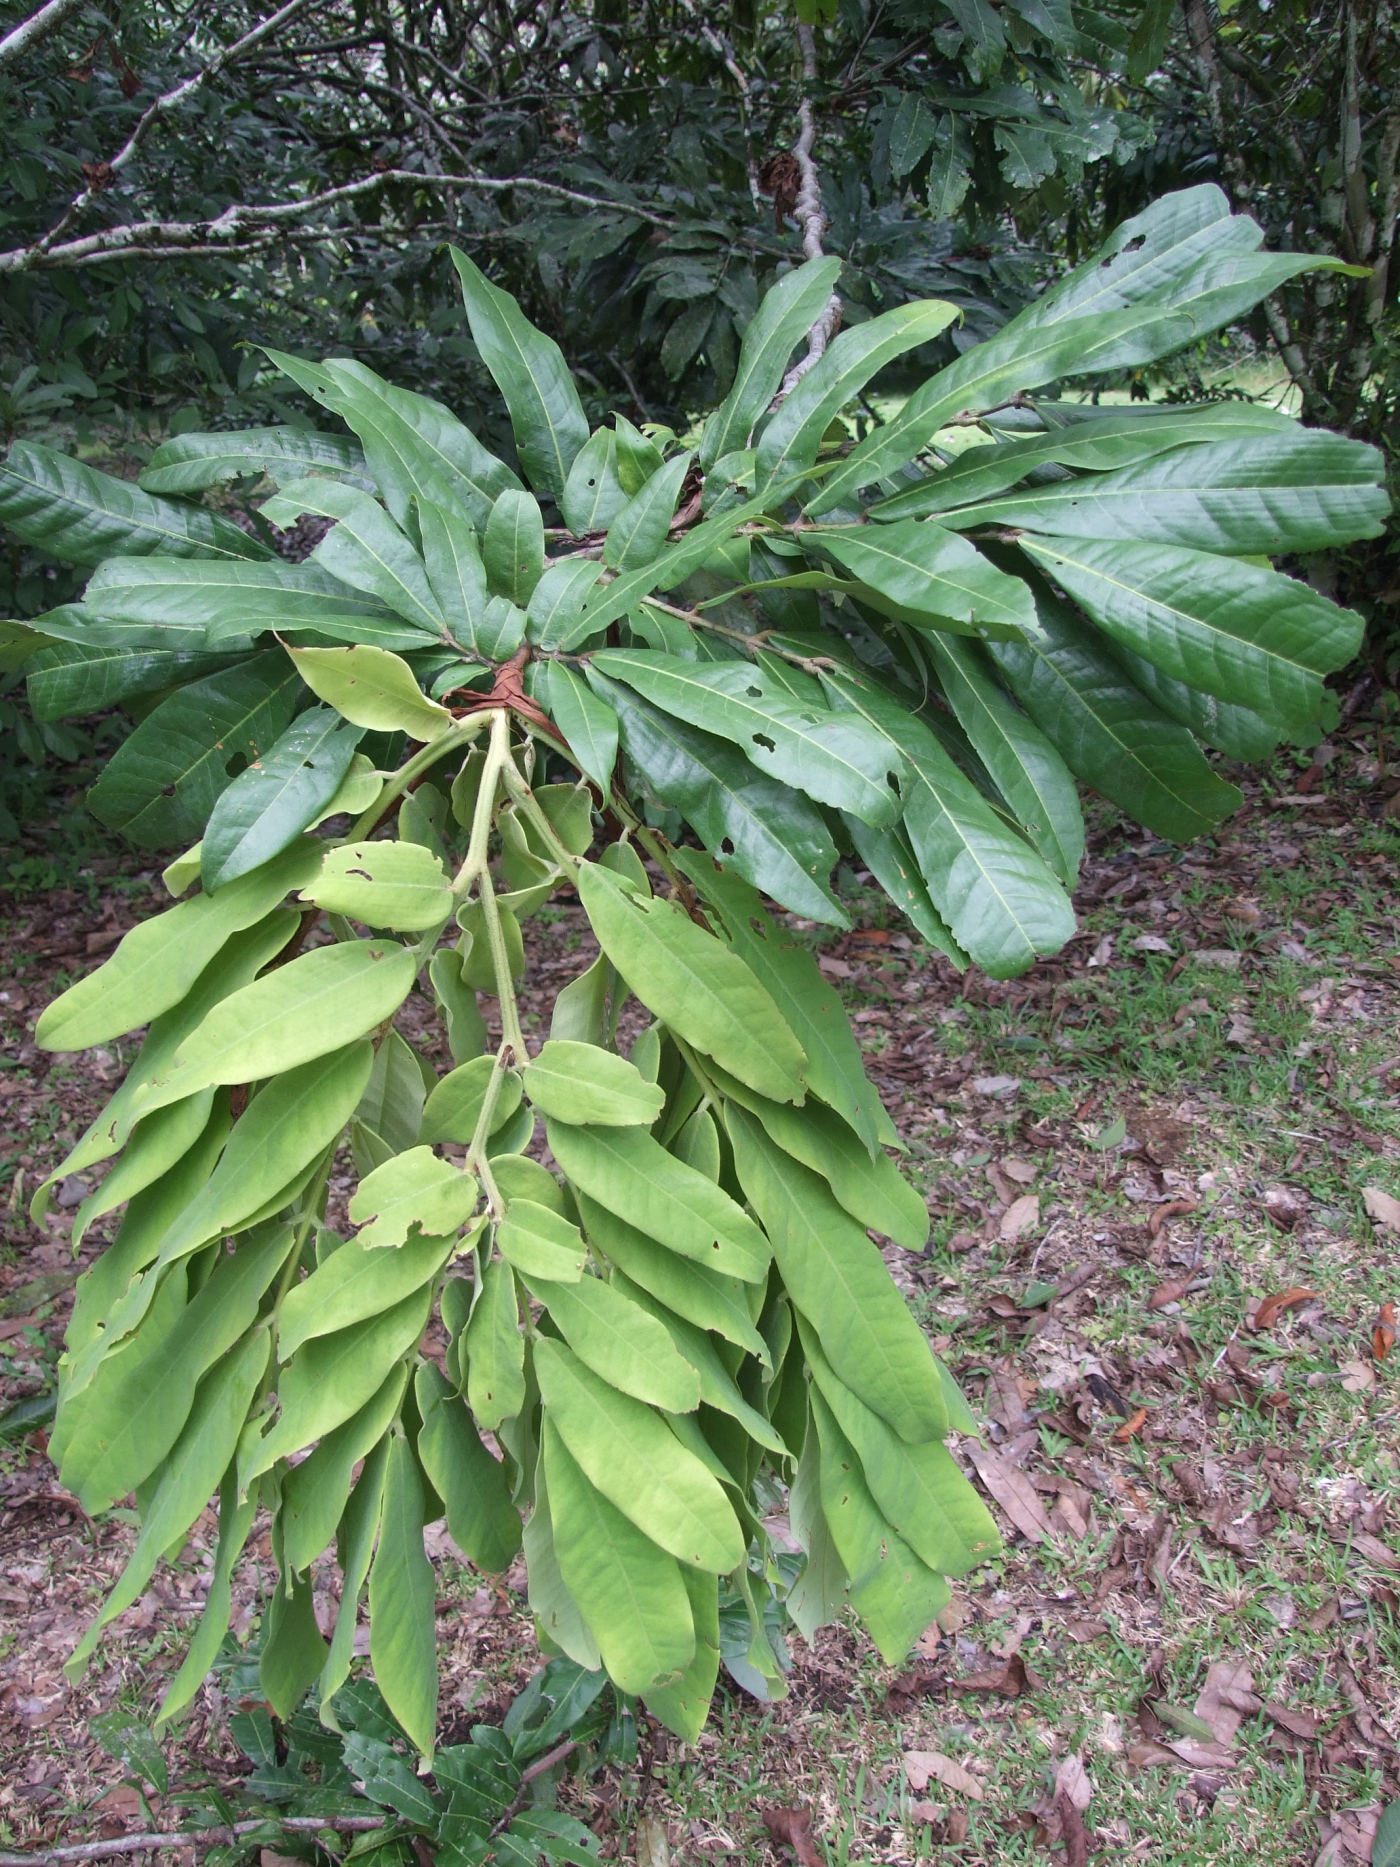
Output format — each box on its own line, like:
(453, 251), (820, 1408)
(773, 22), (842, 402)
(0, 0), (87, 72)
(486, 1738), (579, 1839)
(0, 1815), (388, 1867)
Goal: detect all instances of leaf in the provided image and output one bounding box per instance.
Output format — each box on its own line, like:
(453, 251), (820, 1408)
(261, 1565), (328, 1719)
(415, 1363), (522, 1573)
(484, 489), (546, 606)
(531, 661), (618, 791)
(348, 1147), (478, 1248)
(644, 1565), (721, 1745)
(822, 667), (1074, 977)
(27, 643), (243, 722)
(524, 1455), (602, 1672)
(586, 672), (846, 925)
(524, 1039), (664, 1127)
(574, 861), (806, 1102)
(0, 440), (271, 565)
(546, 1118), (768, 1284)
(280, 1231), (457, 1358)
(592, 649), (908, 827)
(81, 555), (420, 649)
(888, 92), (939, 177)
(661, 301), (713, 380)
(303, 839), (453, 931)
(267, 350), (521, 533)
(280, 1367), (407, 1572)
(927, 115), (972, 219)
(318, 1438), (391, 1721)
(700, 258), (843, 471)
(1364, 1187), (1400, 1230)
(1018, 536), (1362, 731)
(613, 1273), (786, 1452)
(578, 1196), (770, 1363)
(561, 428), (629, 536)
(726, 1108), (947, 1443)
(842, 817), (967, 965)
(498, 1199), (588, 1282)
(1105, 641), (1282, 762)
(465, 1257), (526, 1432)
(156, 1474), (256, 1726)
(369, 1435), (438, 1762)
(68, 1330), (271, 1681)
(259, 478), (446, 634)
(286, 642), (454, 739)
(921, 635), (1083, 886)
(756, 301), (961, 483)
(526, 559), (604, 652)
(542, 1419), (695, 1695)
(1374, 1799), (1400, 1867)
(963, 1442), (1055, 1543)
(903, 1751), (984, 1800)
(450, 249), (590, 502)
(525, 1271), (701, 1412)
(1127, 0), (1175, 78)
(139, 424), (366, 495)
(603, 452), (693, 570)
(88, 651), (303, 849)
(1250, 1287), (1317, 1332)
(811, 521), (1038, 641)
(201, 710), (364, 893)
(534, 1337), (744, 1573)
(417, 497), (490, 651)
(70, 1092), (216, 1253)
(985, 578), (1242, 843)
(37, 839), (319, 1052)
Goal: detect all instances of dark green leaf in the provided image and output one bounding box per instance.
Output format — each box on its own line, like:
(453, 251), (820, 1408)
(140, 426), (366, 496)
(201, 709), (363, 892)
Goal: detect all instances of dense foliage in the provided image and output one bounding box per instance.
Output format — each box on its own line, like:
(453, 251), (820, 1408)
(0, 184), (1386, 1755)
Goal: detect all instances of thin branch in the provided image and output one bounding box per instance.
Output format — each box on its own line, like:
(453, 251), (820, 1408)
(774, 22), (841, 401)
(0, 0), (87, 71)
(487, 1738), (579, 1839)
(0, 1815), (388, 1867)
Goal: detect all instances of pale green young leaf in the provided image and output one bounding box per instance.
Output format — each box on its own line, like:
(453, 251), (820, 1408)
(348, 1147), (478, 1248)
(302, 840), (453, 932)
(201, 712), (364, 894)
(464, 1257), (525, 1432)
(414, 1363), (522, 1573)
(369, 1435), (439, 1762)
(281, 1366), (407, 1573)
(287, 642), (454, 739)
(524, 1271), (701, 1412)
(280, 1229), (457, 1357)
(524, 1039), (664, 1127)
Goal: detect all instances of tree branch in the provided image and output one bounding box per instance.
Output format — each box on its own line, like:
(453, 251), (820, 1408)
(774, 21), (841, 401)
(0, 0), (88, 72)
(0, 1815), (388, 1867)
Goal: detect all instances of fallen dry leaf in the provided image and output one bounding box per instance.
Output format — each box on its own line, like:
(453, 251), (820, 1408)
(1363, 1186), (1400, 1230)
(1263, 1700), (1321, 1741)
(999, 1193), (1040, 1241)
(965, 1443), (1055, 1544)
(883, 1668), (939, 1714)
(1148, 1199), (1199, 1237)
(1351, 1531), (1400, 1571)
(1373, 1301), (1396, 1363)
(759, 1805), (821, 1867)
(1001, 1156), (1038, 1185)
(1341, 1358), (1378, 1394)
(1251, 1287), (1317, 1331)
(1112, 1406), (1149, 1443)
(1147, 1280), (1189, 1311)
(1054, 1754), (1093, 1810)
(950, 1653), (1045, 1699)
(1261, 1185), (1304, 1230)
(1194, 1658), (1261, 1747)
(904, 1751), (984, 1800)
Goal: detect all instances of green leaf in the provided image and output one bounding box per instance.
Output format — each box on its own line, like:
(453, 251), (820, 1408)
(266, 351), (521, 534)
(132, 943), (416, 1114)
(642, 1565), (720, 1743)
(0, 440), (272, 566)
(348, 1147), (478, 1248)
(356, 1029), (431, 1154)
(534, 1338), (744, 1573)
(612, 1272), (786, 1453)
(586, 672), (846, 926)
(661, 301), (713, 381)
(1372, 1799), (1400, 1867)
(807, 1386), (950, 1665)
(81, 556), (420, 648)
(140, 425), (366, 495)
(286, 642), (454, 739)
(156, 1474), (256, 1725)
(947, 428), (1387, 554)
(592, 649), (908, 827)
(613, 415), (666, 497)
(464, 1257), (526, 1432)
(574, 861), (806, 1103)
(69, 1092), (216, 1253)
(674, 857), (888, 1155)
(280, 1230), (457, 1358)
(524, 1040), (664, 1127)
(842, 816), (968, 964)
(67, 1330), (270, 1679)
(60, 1225), (294, 1515)
(984, 577), (1242, 842)
(603, 452), (693, 571)
(37, 840), (319, 1052)
(484, 490), (546, 606)
(524, 1451), (602, 1671)
(1106, 641), (1281, 761)
(429, 949), (489, 1065)
(303, 839), (453, 932)
(1019, 536), (1362, 731)
(319, 1437), (391, 1721)
(542, 1418), (695, 1695)
(258, 479), (446, 635)
(561, 428), (629, 536)
(888, 91), (939, 177)
(243, 1284), (432, 1484)
(926, 115), (972, 219)
(547, 1117), (769, 1284)
(26, 643), (242, 722)
(201, 711), (364, 893)
(498, 1199), (588, 1282)
(450, 249), (590, 503)
(726, 1106), (948, 1444)
(420, 1056), (522, 1147)
(1127, 0), (1175, 78)
(531, 661), (617, 792)
(921, 634), (1083, 886)
(699, 257), (842, 472)
(417, 497), (490, 652)
(756, 301), (961, 483)
(415, 1363), (522, 1573)
(577, 1195), (770, 1364)
(369, 1435), (439, 1762)
(808, 521), (1038, 641)
(525, 1272), (701, 1412)
(281, 1367), (407, 1573)
(261, 1564), (328, 1719)
(823, 667), (1075, 977)
(526, 559), (604, 653)
(87, 651), (303, 849)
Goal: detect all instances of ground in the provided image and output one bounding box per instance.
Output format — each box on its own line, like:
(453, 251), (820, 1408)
(1, 727), (1397, 1866)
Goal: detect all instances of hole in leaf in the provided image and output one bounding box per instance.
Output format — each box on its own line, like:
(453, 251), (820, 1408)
(886, 770), (902, 793)
(745, 685), (763, 698)
(719, 837), (735, 855)
(752, 733), (776, 753)
(224, 752), (249, 778)
(748, 917), (769, 939)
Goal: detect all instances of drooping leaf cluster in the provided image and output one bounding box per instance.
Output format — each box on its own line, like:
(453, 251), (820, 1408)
(10, 185), (1387, 1751)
